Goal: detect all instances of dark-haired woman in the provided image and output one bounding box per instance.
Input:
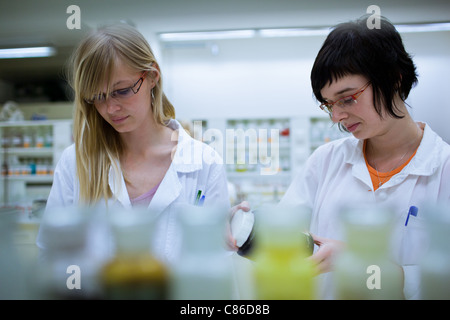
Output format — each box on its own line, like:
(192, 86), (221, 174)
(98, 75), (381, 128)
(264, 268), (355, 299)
(233, 15), (450, 299)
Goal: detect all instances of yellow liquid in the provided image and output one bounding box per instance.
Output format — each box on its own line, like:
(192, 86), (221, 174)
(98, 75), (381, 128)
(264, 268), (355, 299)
(254, 245), (316, 300)
(101, 254), (168, 300)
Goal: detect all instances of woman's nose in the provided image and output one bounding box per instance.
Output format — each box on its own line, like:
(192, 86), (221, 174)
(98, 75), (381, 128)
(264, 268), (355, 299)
(331, 106), (348, 123)
(106, 98), (121, 114)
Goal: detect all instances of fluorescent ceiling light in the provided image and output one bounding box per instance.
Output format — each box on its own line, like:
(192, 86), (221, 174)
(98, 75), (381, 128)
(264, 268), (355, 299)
(259, 27), (331, 37)
(394, 22), (450, 33)
(159, 22), (450, 43)
(260, 23), (450, 37)
(159, 30), (256, 41)
(0, 46), (56, 59)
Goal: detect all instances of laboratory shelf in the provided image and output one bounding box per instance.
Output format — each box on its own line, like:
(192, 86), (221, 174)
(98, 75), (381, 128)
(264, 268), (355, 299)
(0, 119), (72, 205)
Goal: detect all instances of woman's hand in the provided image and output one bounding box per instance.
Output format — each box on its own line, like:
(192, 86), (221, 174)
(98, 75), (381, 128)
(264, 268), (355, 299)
(308, 234), (345, 274)
(226, 201), (251, 251)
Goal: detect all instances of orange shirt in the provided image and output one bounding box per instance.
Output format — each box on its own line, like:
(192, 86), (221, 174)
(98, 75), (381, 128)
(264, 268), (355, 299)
(364, 140), (418, 191)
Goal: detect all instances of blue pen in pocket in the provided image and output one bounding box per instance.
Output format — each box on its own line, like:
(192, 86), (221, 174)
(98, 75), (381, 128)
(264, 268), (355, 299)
(405, 206), (418, 226)
(198, 195), (205, 206)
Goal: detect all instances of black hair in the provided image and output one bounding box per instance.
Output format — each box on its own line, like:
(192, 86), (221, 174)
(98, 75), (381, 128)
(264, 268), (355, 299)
(311, 15), (418, 120)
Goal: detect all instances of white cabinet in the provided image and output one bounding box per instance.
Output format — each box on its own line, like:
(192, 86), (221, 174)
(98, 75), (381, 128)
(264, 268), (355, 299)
(187, 116), (349, 207)
(0, 120), (72, 206)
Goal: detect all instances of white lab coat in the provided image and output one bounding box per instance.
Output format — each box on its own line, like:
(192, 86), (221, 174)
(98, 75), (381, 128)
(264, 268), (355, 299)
(280, 122), (450, 299)
(36, 119), (230, 265)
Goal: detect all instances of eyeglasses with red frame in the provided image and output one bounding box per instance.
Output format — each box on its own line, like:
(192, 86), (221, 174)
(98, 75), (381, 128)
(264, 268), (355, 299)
(319, 82), (371, 115)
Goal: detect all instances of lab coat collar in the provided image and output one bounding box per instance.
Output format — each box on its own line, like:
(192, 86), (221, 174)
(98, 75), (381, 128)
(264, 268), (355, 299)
(344, 122), (440, 187)
(345, 137), (372, 187)
(167, 119), (204, 173)
(108, 162), (131, 208)
(405, 122), (441, 176)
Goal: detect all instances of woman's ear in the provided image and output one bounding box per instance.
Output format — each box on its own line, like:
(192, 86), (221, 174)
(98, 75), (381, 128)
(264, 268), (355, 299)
(148, 62), (160, 88)
(395, 73), (403, 92)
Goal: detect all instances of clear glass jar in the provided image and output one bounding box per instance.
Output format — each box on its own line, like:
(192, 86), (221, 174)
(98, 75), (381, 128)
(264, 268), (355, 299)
(169, 205), (233, 300)
(101, 207), (168, 300)
(36, 206), (101, 299)
(333, 205), (404, 299)
(252, 204), (316, 300)
(420, 203), (450, 299)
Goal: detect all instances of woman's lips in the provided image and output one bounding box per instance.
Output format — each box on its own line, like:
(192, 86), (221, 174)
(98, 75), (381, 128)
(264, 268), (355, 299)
(346, 123), (360, 132)
(111, 116), (129, 124)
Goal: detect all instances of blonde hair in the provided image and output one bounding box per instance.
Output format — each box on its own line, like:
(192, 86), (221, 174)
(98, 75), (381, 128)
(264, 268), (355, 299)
(69, 23), (175, 205)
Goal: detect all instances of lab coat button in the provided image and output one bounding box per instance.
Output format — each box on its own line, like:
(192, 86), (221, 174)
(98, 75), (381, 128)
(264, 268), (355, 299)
(378, 190), (388, 200)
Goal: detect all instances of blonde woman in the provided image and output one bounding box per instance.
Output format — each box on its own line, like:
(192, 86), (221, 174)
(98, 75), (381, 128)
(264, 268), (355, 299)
(37, 24), (230, 263)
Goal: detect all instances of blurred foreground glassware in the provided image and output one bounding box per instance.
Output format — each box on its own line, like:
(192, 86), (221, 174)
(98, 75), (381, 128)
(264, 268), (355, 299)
(420, 203), (450, 299)
(36, 206), (101, 299)
(169, 205), (233, 300)
(333, 205), (404, 300)
(0, 207), (27, 299)
(101, 208), (168, 300)
(252, 204), (316, 300)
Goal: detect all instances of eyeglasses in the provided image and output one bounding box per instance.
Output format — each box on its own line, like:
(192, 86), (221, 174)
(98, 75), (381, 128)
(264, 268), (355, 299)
(84, 72), (147, 105)
(319, 82), (371, 115)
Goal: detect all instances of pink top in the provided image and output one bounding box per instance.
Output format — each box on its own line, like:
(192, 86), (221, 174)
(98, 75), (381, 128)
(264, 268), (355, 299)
(130, 182), (161, 207)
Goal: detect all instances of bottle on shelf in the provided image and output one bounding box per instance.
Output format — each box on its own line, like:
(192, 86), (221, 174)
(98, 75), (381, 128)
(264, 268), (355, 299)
(29, 158), (36, 175)
(1, 127), (11, 148)
(280, 119), (290, 138)
(10, 156), (20, 175)
(11, 129), (22, 148)
(257, 119), (269, 172)
(22, 127), (31, 148)
(46, 159), (54, 175)
(36, 159), (47, 175)
(279, 119), (291, 172)
(235, 120), (247, 172)
(35, 127), (44, 148)
(44, 126), (53, 148)
(20, 159), (31, 175)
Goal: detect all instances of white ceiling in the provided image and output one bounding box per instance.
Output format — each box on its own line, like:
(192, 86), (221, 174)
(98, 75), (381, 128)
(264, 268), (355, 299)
(1, 0), (449, 82)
